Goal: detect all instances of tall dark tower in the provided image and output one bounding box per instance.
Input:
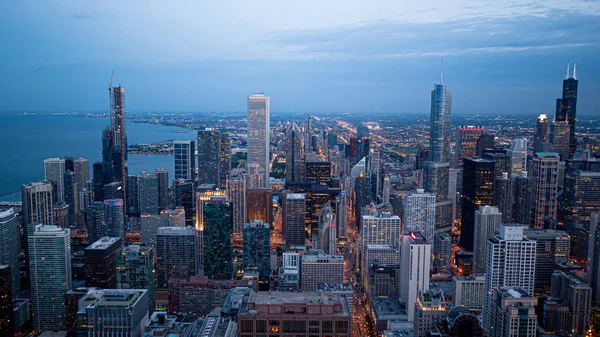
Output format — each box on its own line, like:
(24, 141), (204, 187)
(555, 62), (578, 158)
(107, 74), (128, 209)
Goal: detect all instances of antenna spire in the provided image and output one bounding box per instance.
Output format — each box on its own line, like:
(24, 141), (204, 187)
(440, 55), (444, 84)
(566, 61), (570, 79)
(109, 70), (114, 89)
(573, 63), (577, 80)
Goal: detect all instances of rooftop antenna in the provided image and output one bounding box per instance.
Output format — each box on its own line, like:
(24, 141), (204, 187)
(109, 70), (114, 89)
(573, 63), (577, 80)
(566, 61), (570, 80)
(440, 55), (444, 84)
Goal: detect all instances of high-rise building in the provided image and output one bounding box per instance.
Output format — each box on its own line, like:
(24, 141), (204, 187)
(226, 179), (247, 236)
(473, 206), (502, 274)
(336, 191), (348, 239)
(306, 161), (332, 186)
(508, 138), (527, 178)
(141, 214), (162, 251)
(0, 265), (11, 337)
(282, 193), (306, 247)
(492, 172), (513, 224)
(301, 250), (344, 291)
(482, 224), (536, 329)
(316, 203), (337, 255)
(453, 274), (486, 312)
(247, 93), (270, 188)
(286, 122), (305, 183)
(160, 208), (186, 227)
(534, 114), (550, 153)
(126, 175), (139, 214)
(103, 181), (123, 200)
(482, 147), (510, 179)
(531, 152), (560, 227)
(487, 287), (537, 337)
(22, 181), (54, 238)
(44, 157), (66, 202)
(523, 228), (570, 295)
(550, 270), (592, 335)
(434, 232), (452, 272)
(155, 168), (169, 211)
(245, 162), (265, 188)
(246, 188), (273, 224)
(156, 226), (198, 288)
(202, 197), (234, 279)
(28, 225), (71, 333)
(173, 140), (195, 181)
(195, 184), (225, 230)
(563, 171), (600, 225)
(455, 126), (484, 170)
(400, 232), (431, 321)
(0, 208), (20, 300)
(78, 289), (149, 337)
(476, 133), (495, 157)
(197, 128), (221, 185)
(108, 83), (128, 201)
(587, 213), (600, 306)
(512, 170), (532, 225)
(219, 133), (231, 189)
(555, 62), (578, 158)
(360, 213), (402, 263)
(117, 245), (155, 312)
(63, 171), (78, 225)
(242, 220), (271, 282)
(84, 236), (123, 288)
(382, 175), (391, 205)
(460, 157), (495, 251)
(103, 199), (125, 238)
(173, 178), (194, 226)
(551, 120), (571, 160)
(73, 157), (89, 189)
(86, 201), (105, 243)
(138, 171), (160, 215)
(403, 189), (436, 248)
(414, 288), (448, 337)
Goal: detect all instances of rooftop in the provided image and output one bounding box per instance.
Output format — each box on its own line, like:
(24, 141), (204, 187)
(370, 296), (408, 320)
(156, 226), (197, 235)
(497, 287), (530, 299)
(286, 193), (305, 200)
(86, 237), (121, 250)
(80, 289), (146, 310)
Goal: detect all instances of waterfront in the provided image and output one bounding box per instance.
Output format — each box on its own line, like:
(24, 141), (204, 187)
(0, 112), (196, 199)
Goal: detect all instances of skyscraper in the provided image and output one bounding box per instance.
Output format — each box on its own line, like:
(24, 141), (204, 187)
(73, 157), (90, 189)
(360, 212), (402, 253)
(173, 140), (195, 181)
(246, 188), (273, 224)
(247, 93), (270, 188)
(493, 172), (513, 224)
(534, 114), (550, 153)
(285, 122), (305, 183)
(0, 208), (20, 300)
(460, 157), (495, 251)
(482, 224), (536, 330)
(226, 179), (247, 236)
(508, 138), (527, 177)
(155, 168), (169, 211)
(472, 205), (502, 274)
(0, 265), (11, 337)
(28, 225), (71, 333)
(455, 126), (485, 170)
(156, 226), (198, 288)
(487, 287), (537, 337)
(300, 250), (344, 291)
(531, 152), (560, 227)
(551, 120), (571, 161)
(109, 83), (128, 198)
(555, 62), (578, 158)
(219, 133), (231, 189)
(523, 228), (570, 295)
(563, 171), (600, 225)
(44, 157), (66, 202)
(242, 220), (271, 282)
(21, 181), (54, 238)
(317, 203), (337, 255)
(173, 178), (194, 226)
(84, 236), (123, 289)
(283, 193), (306, 248)
(117, 245), (155, 312)
(197, 128), (221, 185)
(382, 175), (391, 205)
(400, 232), (431, 321)
(104, 199), (125, 238)
(512, 170), (532, 225)
(195, 184), (225, 230)
(336, 191), (349, 239)
(476, 133), (495, 157)
(202, 197), (233, 279)
(86, 201), (106, 243)
(403, 189), (436, 248)
(138, 171), (160, 215)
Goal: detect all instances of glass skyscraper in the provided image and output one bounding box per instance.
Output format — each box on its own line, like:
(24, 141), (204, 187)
(202, 197), (234, 279)
(555, 63), (578, 158)
(247, 93), (270, 188)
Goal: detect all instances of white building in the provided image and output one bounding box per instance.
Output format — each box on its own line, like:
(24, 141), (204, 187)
(399, 232), (431, 321)
(403, 189), (436, 247)
(508, 138), (527, 178)
(453, 274), (486, 312)
(473, 205), (502, 274)
(247, 93), (270, 188)
(44, 157), (66, 202)
(487, 287), (537, 337)
(301, 250), (344, 292)
(360, 212), (402, 252)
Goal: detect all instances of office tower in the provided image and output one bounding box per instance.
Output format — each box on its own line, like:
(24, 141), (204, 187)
(476, 133), (495, 157)
(173, 140), (195, 181)
(550, 270), (592, 335)
(79, 186), (94, 211)
(282, 193), (306, 248)
(588, 213), (600, 306)
(523, 228), (570, 295)
(414, 288), (448, 337)
(225, 179), (246, 237)
(403, 189), (436, 247)
(434, 232), (452, 272)
(141, 214), (162, 250)
(138, 171), (159, 214)
(195, 184), (224, 230)
(219, 133), (231, 189)
(555, 63), (579, 158)
(301, 250), (344, 291)
(531, 152), (560, 227)
(197, 128), (221, 185)
(317, 203), (337, 255)
(73, 157), (89, 187)
(360, 212), (402, 254)
(460, 158), (495, 251)
(382, 175), (391, 205)
(156, 226), (198, 288)
(472, 206), (502, 274)
(154, 168), (169, 210)
(336, 191), (348, 238)
(242, 220), (270, 282)
(482, 224), (536, 329)
(43, 157), (65, 202)
(415, 145), (429, 170)
(21, 181), (54, 237)
(482, 147), (509, 179)
(78, 289), (149, 337)
(424, 70), (453, 234)
(63, 171), (78, 225)
(0, 208), (20, 300)
(512, 170), (532, 225)
(0, 265), (11, 337)
(86, 201), (105, 243)
(247, 93), (270, 188)
(534, 114), (550, 153)
(84, 237), (123, 288)
(563, 171), (600, 225)
(28, 225), (71, 333)
(117, 245), (155, 312)
(305, 161), (332, 186)
(160, 208), (185, 227)
(448, 168), (458, 222)
(305, 114), (313, 152)
(103, 199), (124, 238)
(173, 179), (194, 226)
(492, 172), (513, 224)
(551, 120), (571, 160)
(237, 292), (351, 337)
(487, 287), (537, 337)
(400, 232), (431, 321)
(103, 181), (122, 200)
(453, 274), (486, 312)
(53, 201), (69, 228)
(125, 175), (139, 215)
(245, 162), (265, 188)
(91, 161), (111, 201)
(108, 83), (128, 195)
(285, 122), (305, 183)
(455, 126), (485, 170)
(202, 197), (233, 279)
(246, 188), (273, 224)
(508, 138), (527, 178)
(279, 252), (301, 291)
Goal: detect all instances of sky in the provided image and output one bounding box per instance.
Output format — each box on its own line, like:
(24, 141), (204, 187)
(1, 0), (599, 116)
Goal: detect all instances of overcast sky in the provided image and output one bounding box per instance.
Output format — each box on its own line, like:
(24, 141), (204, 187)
(1, 0), (599, 115)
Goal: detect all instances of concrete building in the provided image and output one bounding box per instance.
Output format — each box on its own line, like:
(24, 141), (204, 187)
(472, 205), (502, 274)
(173, 140), (195, 181)
(84, 237), (123, 289)
(563, 171), (600, 225)
(243, 220), (271, 282)
(22, 181), (54, 238)
(403, 189), (436, 248)
(453, 275), (486, 312)
(282, 193), (306, 248)
(360, 212), (402, 256)
(523, 228), (570, 296)
(226, 179), (247, 236)
(434, 232), (452, 272)
(400, 232), (431, 321)
(247, 94), (271, 188)
(0, 208), (20, 300)
(550, 270), (592, 335)
(117, 245), (155, 312)
(160, 208), (186, 227)
(44, 157), (66, 202)
(487, 287), (537, 337)
(414, 289), (448, 337)
(197, 128), (222, 185)
(531, 152), (560, 227)
(508, 138), (527, 178)
(156, 226), (198, 288)
(301, 250), (344, 292)
(138, 171), (160, 215)
(454, 125), (485, 170)
(369, 296), (408, 333)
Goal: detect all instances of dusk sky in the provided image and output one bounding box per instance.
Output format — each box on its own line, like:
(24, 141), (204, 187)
(1, 0), (599, 115)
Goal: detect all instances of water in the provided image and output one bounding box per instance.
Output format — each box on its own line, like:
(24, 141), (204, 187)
(0, 113), (196, 199)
